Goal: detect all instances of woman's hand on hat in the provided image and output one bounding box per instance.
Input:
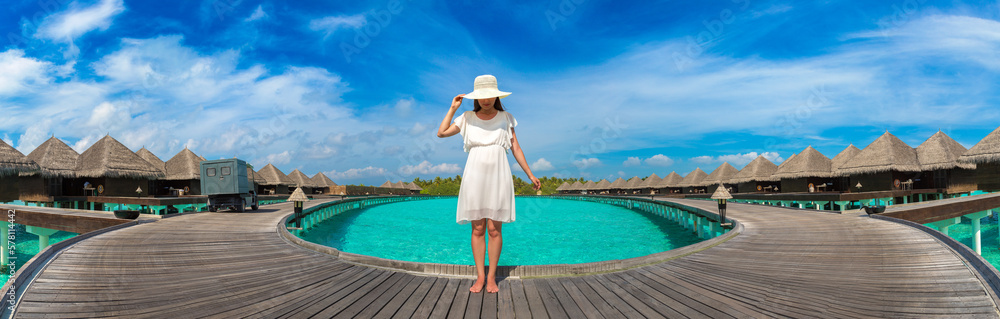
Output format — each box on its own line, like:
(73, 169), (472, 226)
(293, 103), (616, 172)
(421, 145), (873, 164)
(451, 94), (465, 111)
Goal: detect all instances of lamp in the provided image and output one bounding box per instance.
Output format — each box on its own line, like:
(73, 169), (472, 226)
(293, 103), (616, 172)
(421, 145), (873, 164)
(711, 184), (733, 228)
(288, 188), (309, 228)
(136, 186), (142, 198)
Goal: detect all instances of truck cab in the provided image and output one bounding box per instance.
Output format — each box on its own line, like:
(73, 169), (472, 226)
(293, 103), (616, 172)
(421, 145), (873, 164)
(200, 159), (258, 212)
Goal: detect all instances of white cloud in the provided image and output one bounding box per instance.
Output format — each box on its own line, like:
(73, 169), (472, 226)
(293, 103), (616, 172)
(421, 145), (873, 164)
(572, 158), (602, 169)
(643, 154), (674, 167)
(263, 151), (292, 165)
(0, 50), (52, 96)
(245, 5), (268, 22)
(309, 14), (366, 39)
(409, 122), (426, 135)
(326, 166), (388, 180)
(531, 158), (555, 171)
(690, 152), (785, 167)
(36, 0), (125, 44)
(86, 101), (131, 130)
(622, 157), (640, 167)
(398, 160), (461, 175)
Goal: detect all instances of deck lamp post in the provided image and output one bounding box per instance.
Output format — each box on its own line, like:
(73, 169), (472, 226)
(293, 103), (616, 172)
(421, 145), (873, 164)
(288, 188), (309, 228)
(711, 184), (733, 228)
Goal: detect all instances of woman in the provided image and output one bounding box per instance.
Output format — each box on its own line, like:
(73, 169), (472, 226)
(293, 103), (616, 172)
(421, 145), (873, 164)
(437, 74), (541, 293)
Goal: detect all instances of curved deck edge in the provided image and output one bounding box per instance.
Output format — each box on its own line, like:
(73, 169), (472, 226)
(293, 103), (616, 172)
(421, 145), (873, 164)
(276, 198), (744, 279)
(872, 214), (1000, 308)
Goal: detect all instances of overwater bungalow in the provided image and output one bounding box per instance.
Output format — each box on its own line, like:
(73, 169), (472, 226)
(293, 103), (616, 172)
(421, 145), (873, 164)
(679, 168), (708, 194)
(407, 182), (422, 195)
(593, 179), (611, 194)
(257, 164), (294, 195)
(0, 139), (39, 202)
(831, 144), (861, 193)
(702, 162), (740, 194)
(578, 180), (594, 194)
(655, 171), (684, 194)
(556, 182), (570, 194)
(20, 137), (78, 203)
(624, 176), (643, 194)
(162, 148), (204, 195)
(249, 167), (266, 191)
(836, 132), (922, 192)
(567, 181), (584, 194)
(637, 173), (661, 194)
(959, 126), (1000, 191)
(773, 146), (836, 193)
(729, 156), (779, 193)
(915, 131), (976, 193)
(135, 147), (168, 196)
(287, 169), (319, 194)
(310, 173), (337, 194)
(609, 178), (628, 195)
(73, 135), (163, 197)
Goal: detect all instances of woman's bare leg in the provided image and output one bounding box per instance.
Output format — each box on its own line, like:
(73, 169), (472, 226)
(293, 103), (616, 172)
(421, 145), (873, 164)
(486, 219), (503, 293)
(470, 219), (487, 293)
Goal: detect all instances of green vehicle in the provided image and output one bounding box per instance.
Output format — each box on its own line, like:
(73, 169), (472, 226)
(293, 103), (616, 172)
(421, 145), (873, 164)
(200, 159), (259, 212)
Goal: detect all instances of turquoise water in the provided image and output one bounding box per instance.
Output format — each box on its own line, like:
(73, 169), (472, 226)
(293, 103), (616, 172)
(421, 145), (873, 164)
(932, 214), (1000, 270)
(0, 224), (77, 284)
(299, 197), (705, 266)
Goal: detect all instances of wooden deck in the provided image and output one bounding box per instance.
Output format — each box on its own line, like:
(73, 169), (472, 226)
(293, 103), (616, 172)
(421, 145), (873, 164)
(11, 198), (1000, 318)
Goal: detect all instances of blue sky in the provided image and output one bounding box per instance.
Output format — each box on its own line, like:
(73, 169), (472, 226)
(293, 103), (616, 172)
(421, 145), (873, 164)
(1, 0), (999, 185)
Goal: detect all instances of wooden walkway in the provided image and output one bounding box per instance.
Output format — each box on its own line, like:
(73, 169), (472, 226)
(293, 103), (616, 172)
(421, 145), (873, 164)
(12, 198), (1000, 318)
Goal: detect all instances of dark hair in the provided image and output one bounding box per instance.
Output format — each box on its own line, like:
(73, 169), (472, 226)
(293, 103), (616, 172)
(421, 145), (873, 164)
(473, 97), (504, 112)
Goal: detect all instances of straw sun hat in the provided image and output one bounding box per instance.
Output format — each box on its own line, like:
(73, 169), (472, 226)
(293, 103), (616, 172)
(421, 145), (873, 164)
(464, 74), (511, 100)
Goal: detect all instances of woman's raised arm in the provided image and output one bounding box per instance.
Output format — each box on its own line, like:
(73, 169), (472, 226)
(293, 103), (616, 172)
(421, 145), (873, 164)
(437, 94), (464, 138)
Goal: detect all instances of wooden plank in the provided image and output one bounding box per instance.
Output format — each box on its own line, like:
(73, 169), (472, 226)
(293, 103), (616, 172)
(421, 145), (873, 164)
(350, 274), (416, 319)
(497, 280), (514, 319)
(566, 276), (625, 318)
(520, 279), (550, 319)
(428, 279), (461, 319)
(374, 274), (428, 318)
(464, 283), (484, 319)
(540, 278), (586, 319)
(552, 278), (602, 319)
(508, 280), (533, 319)
(392, 276), (440, 319)
(481, 281), (499, 319)
(446, 279), (473, 319)
(590, 274), (667, 318)
(531, 279), (569, 319)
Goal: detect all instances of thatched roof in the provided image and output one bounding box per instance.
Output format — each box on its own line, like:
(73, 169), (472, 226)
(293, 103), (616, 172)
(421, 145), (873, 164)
(582, 180), (597, 190)
(26, 137), (78, 178)
(776, 153), (796, 171)
(74, 135), (163, 179)
(679, 168), (708, 187)
(711, 185), (733, 200)
(917, 131), (975, 171)
(772, 146), (833, 179)
(135, 147), (165, 174)
(287, 169), (320, 188)
(729, 156), (778, 183)
(624, 176), (643, 189)
(248, 168), (266, 185)
(407, 182), (422, 191)
(701, 162), (740, 186)
(836, 132), (921, 175)
(164, 148), (204, 180)
(609, 178), (627, 189)
(959, 126), (1000, 164)
(0, 139), (39, 177)
(379, 181), (392, 188)
(568, 181), (584, 190)
(638, 174), (661, 188)
(393, 181), (407, 189)
(831, 144), (861, 172)
(257, 164), (294, 185)
(556, 182), (570, 191)
(594, 179), (611, 189)
(311, 173), (337, 187)
(656, 172), (683, 188)
(287, 187), (309, 202)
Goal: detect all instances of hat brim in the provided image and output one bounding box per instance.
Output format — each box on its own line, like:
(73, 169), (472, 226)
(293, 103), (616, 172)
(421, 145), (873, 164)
(464, 89), (511, 100)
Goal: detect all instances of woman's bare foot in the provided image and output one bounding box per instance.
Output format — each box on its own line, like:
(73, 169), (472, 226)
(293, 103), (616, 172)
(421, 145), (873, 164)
(486, 276), (499, 293)
(470, 277), (485, 293)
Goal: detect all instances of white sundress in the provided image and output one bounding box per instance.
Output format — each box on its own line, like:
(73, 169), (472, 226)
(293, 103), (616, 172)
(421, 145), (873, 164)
(453, 110), (518, 224)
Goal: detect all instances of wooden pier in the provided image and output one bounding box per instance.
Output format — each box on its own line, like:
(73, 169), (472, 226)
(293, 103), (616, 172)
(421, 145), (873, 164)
(9, 198), (1000, 318)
